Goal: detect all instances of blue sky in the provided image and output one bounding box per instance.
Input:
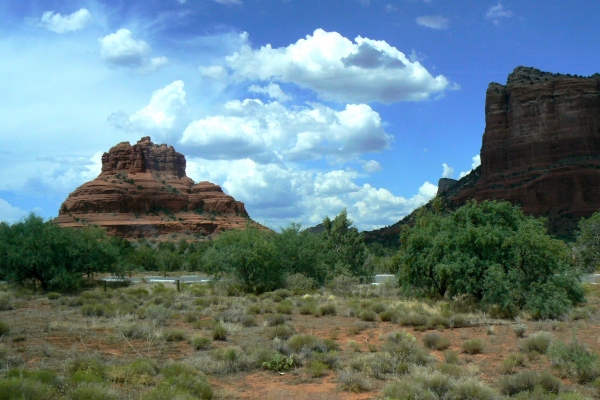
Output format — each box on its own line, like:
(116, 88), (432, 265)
(1, 0), (599, 230)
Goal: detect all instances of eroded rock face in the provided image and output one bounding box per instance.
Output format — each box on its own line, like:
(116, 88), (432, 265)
(366, 66), (600, 243)
(56, 137), (252, 239)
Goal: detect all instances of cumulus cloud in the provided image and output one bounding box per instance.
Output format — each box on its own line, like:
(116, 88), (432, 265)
(99, 29), (167, 71)
(224, 29), (452, 104)
(360, 160), (382, 173)
(108, 80), (188, 141)
(199, 65), (229, 80)
(416, 15), (450, 30)
(40, 8), (92, 34)
(181, 99), (393, 163)
(0, 199), (27, 224)
(486, 2), (513, 25)
(458, 154), (481, 179)
(248, 83), (291, 102)
(187, 157), (437, 230)
(214, 0), (243, 4)
(441, 162), (454, 178)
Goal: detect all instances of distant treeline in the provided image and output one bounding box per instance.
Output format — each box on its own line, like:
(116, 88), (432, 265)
(1, 200), (597, 318)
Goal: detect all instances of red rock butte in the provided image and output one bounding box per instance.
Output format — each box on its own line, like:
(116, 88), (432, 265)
(367, 66), (600, 243)
(55, 137), (253, 239)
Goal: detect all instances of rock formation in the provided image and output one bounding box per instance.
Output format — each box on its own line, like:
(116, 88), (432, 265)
(367, 66), (600, 243)
(55, 137), (253, 239)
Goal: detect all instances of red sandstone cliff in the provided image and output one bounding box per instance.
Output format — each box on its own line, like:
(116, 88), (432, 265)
(367, 66), (600, 243)
(55, 137), (253, 239)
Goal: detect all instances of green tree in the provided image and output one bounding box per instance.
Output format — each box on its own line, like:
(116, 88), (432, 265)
(202, 224), (283, 293)
(573, 211), (600, 272)
(322, 209), (369, 280)
(399, 200), (584, 318)
(275, 223), (328, 284)
(0, 214), (117, 292)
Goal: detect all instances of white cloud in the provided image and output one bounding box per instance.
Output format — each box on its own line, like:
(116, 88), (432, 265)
(181, 99), (393, 163)
(416, 15), (450, 30)
(99, 29), (167, 70)
(0, 199), (28, 224)
(486, 2), (513, 25)
(214, 0), (243, 5)
(458, 154), (481, 179)
(40, 8), (92, 34)
(361, 159), (382, 173)
(441, 162), (454, 178)
(385, 4), (398, 12)
(248, 83), (291, 102)
(187, 157), (437, 230)
(224, 29), (452, 104)
(199, 65), (229, 80)
(108, 81), (188, 142)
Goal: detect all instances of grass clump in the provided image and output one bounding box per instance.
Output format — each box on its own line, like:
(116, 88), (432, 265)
(47, 292), (60, 300)
(519, 331), (553, 354)
(212, 324), (228, 341)
(498, 370), (561, 396)
(358, 309), (377, 322)
(163, 330), (187, 342)
(383, 380), (437, 400)
(191, 335), (212, 351)
(318, 303), (337, 316)
(306, 360), (328, 377)
(501, 353), (526, 374)
(423, 332), (451, 350)
(0, 378), (55, 399)
(67, 383), (119, 400)
(461, 339), (485, 355)
(268, 324), (294, 340)
(547, 339), (600, 383)
(266, 314), (289, 326)
(0, 321), (10, 336)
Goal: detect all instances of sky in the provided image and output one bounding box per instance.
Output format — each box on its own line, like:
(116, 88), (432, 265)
(1, 1), (599, 231)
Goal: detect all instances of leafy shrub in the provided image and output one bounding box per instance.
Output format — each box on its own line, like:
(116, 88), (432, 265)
(0, 320), (10, 335)
(273, 289), (293, 299)
(275, 300), (293, 314)
(461, 339), (485, 355)
(191, 335), (212, 351)
(519, 331), (553, 354)
(379, 308), (400, 322)
(141, 305), (172, 325)
(313, 351), (341, 369)
(427, 315), (450, 330)
(245, 304), (261, 315)
(193, 319), (218, 330)
(287, 334), (324, 353)
(399, 313), (428, 327)
(163, 330), (187, 342)
(212, 324), (227, 341)
(498, 370), (561, 396)
(359, 310), (377, 322)
(337, 370), (372, 393)
(318, 303), (337, 316)
(548, 339), (600, 383)
(327, 275), (359, 296)
(262, 353), (295, 372)
(285, 273), (316, 294)
(240, 315), (257, 327)
(67, 383), (119, 400)
(306, 360), (328, 377)
(0, 378), (54, 399)
(370, 302), (387, 314)
(268, 324), (294, 340)
(47, 292), (60, 300)
(348, 321), (370, 335)
(349, 352), (407, 379)
(267, 314), (289, 326)
(423, 332), (451, 350)
(450, 314), (469, 328)
(436, 363), (463, 377)
(446, 379), (499, 400)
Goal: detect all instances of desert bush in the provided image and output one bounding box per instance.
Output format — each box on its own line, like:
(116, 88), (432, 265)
(141, 305), (172, 325)
(501, 353), (526, 374)
(163, 330), (187, 342)
(427, 315), (450, 330)
(0, 378), (55, 399)
(318, 303), (337, 316)
(275, 300), (294, 314)
(155, 364), (213, 399)
(462, 339), (485, 355)
(349, 352), (407, 379)
(513, 323), (527, 338)
(190, 335), (211, 351)
(240, 315), (257, 327)
(47, 292), (60, 300)
(570, 307), (592, 321)
(120, 323), (154, 340)
(287, 334), (326, 354)
(327, 275), (360, 296)
(519, 331), (553, 354)
(548, 339), (600, 383)
(285, 273), (316, 294)
(67, 383), (119, 400)
(0, 320), (10, 335)
(348, 321), (370, 336)
(382, 380), (436, 400)
(266, 314), (287, 326)
(245, 304), (261, 315)
(423, 332), (451, 350)
(193, 319), (218, 330)
(379, 308), (401, 322)
(68, 356), (106, 378)
(0, 295), (13, 311)
(80, 303), (114, 318)
(382, 332), (431, 366)
(359, 309), (377, 322)
(399, 313), (428, 327)
(450, 314), (469, 328)
(268, 324), (294, 340)
(105, 359), (158, 385)
(498, 370), (561, 396)
(306, 360), (328, 377)
(436, 363), (463, 377)
(313, 351), (341, 369)
(370, 302), (387, 313)
(337, 370), (372, 393)
(212, 324), (227, 341)
(6, 369), (62, 388)
(446, 379), (499, 400)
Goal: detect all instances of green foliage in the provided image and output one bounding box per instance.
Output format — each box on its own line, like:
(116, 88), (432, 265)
(548, 339), (600, 383)
(399, 200), (584, 318)
(191, 335), (212, 351)
(202, 224), (284, 293)
(212, 324), (227, 341)
(462, 339), (485, 354)
(0, 378), (55, 399)
(0, 214), (118, 292)
(519, 332), (553, 354)
(498, 371), (561, 396)
(262, 353), (295, 372)
(0, 321), (10, 335)
(573, 211), (600, 272)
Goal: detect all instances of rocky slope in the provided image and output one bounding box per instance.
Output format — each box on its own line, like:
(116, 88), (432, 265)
(55, 137), (253, 239)
(367, 66), (600, 244)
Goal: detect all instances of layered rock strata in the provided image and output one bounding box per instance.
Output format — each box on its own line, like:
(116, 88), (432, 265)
(55, 137), (252, 239)
(367, 66), (600, 243)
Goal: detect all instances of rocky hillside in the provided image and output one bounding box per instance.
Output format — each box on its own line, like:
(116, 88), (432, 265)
(367, 66), (600, 244)
(55, 137), (253, 239)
